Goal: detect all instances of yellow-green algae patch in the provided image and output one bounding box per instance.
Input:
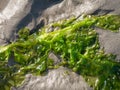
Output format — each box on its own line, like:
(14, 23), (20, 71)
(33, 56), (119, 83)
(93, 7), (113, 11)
(0, 15), (120, 90)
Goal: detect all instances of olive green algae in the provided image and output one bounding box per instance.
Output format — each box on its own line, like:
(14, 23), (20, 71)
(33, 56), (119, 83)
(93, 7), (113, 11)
(0, 15), (120, 90)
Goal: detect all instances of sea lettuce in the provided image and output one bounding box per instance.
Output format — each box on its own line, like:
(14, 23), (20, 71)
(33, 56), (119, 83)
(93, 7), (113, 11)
(0, 15), (120, 90)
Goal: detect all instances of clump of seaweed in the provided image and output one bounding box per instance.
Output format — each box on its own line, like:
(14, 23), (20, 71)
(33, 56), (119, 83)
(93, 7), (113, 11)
(0, 15), (120, 90)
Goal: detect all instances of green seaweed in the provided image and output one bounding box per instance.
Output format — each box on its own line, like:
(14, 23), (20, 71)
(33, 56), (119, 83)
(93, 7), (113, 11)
(0, 15), (120, 90)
